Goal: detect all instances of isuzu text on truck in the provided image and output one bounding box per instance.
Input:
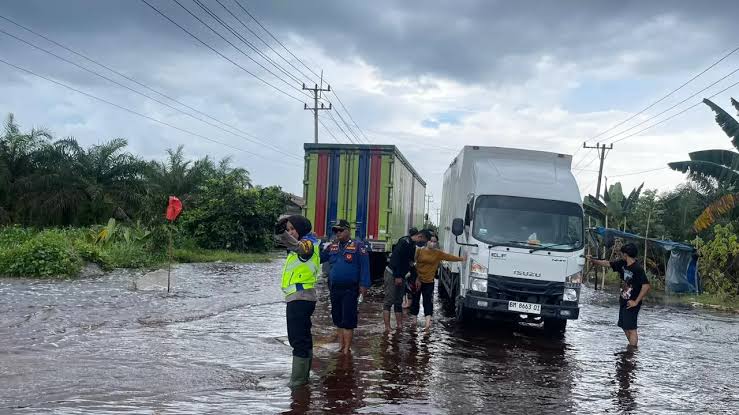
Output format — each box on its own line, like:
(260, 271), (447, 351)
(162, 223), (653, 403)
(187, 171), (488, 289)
(438, 146), (585, 332)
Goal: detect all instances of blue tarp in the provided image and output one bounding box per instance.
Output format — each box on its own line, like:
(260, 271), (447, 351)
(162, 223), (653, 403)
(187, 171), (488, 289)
(590, 227), (700, 294)
(593, 227), (694, 252)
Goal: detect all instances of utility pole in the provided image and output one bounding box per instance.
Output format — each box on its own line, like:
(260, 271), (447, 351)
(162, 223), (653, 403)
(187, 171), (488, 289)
(303, 80), (331, 143)
(583, 142), (613, 200)
(424, 194), (434, 224)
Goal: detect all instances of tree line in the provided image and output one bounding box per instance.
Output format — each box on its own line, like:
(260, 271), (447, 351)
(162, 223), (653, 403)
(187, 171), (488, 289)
(0, 114), (287, 252)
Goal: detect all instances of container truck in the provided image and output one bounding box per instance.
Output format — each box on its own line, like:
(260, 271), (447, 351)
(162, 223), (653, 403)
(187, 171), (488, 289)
(438, 146), (585, 332)
(303, 143), (426, 278)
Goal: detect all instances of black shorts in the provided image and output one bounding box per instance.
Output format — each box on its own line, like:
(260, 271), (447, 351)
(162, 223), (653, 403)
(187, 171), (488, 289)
(330, 284), (359, 329)
(618, 303), (641, 330)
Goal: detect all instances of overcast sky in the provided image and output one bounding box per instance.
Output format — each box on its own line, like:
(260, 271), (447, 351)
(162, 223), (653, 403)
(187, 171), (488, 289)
(3, 0), (739, 219)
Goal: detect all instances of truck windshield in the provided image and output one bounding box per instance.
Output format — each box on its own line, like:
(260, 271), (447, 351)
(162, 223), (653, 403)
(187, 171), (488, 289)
(472, 195), (583, 251)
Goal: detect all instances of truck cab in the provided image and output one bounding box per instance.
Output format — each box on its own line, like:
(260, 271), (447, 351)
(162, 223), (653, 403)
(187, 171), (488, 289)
(438, 146), (585, 332)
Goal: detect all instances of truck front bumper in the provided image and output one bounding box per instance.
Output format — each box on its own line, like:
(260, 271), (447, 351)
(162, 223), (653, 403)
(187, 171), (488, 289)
(463, 294), (580, 320)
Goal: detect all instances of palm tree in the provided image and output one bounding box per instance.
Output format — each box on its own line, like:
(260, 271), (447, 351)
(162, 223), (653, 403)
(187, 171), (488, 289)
(668, 98), (739, 232)
(16, 137), (149, 225)
(0, 114), (52, 223)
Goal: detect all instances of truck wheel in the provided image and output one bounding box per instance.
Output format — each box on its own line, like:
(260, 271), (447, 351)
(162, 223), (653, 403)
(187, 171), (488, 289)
(543, 318), (567, 334)
(438, 276), (449, 300)
(455, 298), (473, 323)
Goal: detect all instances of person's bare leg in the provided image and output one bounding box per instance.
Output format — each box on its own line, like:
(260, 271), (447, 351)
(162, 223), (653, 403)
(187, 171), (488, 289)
(337, 328), (345, 352)
(395, 312), (403, 329)
(342, 329), (353, 354)
(627, 330), (638, 347)
(383, 310), (392, 332)
(424, 315), (432, 331)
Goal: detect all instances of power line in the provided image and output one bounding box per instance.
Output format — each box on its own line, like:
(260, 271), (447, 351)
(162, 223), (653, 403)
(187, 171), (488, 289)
(572, 147), (596, 170)
(174, 0), (311, 100)
(190, 0), (307, 89)
(328, 90), (371, 143)
(611, 77), (739, 145)
(0, 25), (302, 161)
(584, 47), (739, 145)
(573, 46), (739, 157)
(318, 116), (343, 143)
(220, 0), (318, 85)
(0, 57), (302, 169)
(0, 14), (299, 160)
(327, 98), (366, 144)
(609, 167), (670, 177)
(139, 0), (306, 103)
(603, 65), (739, 143)
(326, 110), (357, 144)
(235, 1), (372, 144)
(235, 0), (321, 81)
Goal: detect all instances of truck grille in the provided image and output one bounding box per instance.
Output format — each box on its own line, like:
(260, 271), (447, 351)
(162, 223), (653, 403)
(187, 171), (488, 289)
(486, 274), (564, 305)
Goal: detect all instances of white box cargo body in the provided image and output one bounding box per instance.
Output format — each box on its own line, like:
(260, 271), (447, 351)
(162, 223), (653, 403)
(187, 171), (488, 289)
(438, 146), (585, 332)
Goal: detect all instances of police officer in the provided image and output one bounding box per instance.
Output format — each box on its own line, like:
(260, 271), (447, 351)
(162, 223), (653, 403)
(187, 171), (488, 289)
(275, 215), (320, 389)
(321, 219), (370, 354)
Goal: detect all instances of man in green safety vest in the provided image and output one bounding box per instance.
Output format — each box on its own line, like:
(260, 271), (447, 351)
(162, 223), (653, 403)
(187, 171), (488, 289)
(275, 215), (320, 389)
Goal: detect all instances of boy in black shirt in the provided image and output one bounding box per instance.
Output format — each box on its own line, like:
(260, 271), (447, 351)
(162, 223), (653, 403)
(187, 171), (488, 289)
(588, 243), (651, 347)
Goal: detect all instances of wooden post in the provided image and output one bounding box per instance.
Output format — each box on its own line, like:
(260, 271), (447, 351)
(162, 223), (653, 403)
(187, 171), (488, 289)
(601, 215), (608, 290)
(644, 206), (653, 265)
(167, 225), (173, 294)
(587, 216), (592, 285)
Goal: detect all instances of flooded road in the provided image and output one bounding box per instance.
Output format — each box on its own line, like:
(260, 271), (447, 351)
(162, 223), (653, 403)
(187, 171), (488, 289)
(1, 260), (737, 414)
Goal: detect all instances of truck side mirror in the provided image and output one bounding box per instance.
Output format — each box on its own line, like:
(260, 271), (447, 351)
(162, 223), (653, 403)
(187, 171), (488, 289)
(452, 218), (464, 236)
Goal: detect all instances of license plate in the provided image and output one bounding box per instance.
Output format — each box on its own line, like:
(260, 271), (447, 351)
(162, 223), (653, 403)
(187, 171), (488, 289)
(508, 301), (541, 314)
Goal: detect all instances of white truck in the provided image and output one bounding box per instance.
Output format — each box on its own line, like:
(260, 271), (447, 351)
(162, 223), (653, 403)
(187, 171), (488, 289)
(438, 146), (585, 332)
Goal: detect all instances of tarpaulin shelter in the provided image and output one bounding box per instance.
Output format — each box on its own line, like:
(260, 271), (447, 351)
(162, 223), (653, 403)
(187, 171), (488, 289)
(589, 227), (700, 294)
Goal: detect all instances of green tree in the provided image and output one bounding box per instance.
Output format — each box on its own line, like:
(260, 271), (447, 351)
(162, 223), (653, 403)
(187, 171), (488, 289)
(15, 137), (149, 225)
(182, 171), (285, 252)
(669, 98), (739, 232)
(0, 114), (52, 223)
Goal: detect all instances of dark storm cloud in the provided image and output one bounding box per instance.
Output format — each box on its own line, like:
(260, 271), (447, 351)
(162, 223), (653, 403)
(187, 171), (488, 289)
(3, 0), (739, 87)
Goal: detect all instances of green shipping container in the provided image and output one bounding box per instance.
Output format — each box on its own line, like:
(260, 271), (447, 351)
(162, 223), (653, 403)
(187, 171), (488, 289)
(303, 144), (426, 275)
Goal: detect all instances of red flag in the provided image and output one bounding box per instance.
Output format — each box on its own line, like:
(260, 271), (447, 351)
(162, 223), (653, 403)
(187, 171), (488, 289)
(166, 196), (183, 221)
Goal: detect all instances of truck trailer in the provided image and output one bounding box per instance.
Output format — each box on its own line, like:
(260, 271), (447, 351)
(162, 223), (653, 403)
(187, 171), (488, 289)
(303, 143), (426, 277)
(438, 146), (585, 332)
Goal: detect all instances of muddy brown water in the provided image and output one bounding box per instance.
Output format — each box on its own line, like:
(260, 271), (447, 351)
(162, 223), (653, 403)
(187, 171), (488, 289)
(1, 261), (737, 414)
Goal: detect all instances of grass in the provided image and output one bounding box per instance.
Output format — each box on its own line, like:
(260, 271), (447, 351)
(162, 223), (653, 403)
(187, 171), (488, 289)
(172, 247), (273, 264)
(683, 293), (739, 311)
(0, 225), (273, 278)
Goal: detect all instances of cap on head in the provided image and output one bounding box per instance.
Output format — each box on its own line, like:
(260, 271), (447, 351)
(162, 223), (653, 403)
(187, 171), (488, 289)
(331, 219), (352, 233)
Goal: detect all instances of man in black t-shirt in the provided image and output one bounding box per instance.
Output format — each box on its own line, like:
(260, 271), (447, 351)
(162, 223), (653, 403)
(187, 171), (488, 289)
(588, 243), (651, 347)
(383, 230), (430, 332)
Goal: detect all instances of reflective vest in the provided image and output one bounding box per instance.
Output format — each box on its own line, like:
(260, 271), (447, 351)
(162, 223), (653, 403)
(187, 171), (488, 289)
(281, 247), (320, 298)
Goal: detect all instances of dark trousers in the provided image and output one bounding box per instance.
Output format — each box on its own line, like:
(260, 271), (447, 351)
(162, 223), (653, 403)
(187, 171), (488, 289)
(286, 300), (316, 358)
(409, 282), (435, 317)
(330, 284), (359, 329)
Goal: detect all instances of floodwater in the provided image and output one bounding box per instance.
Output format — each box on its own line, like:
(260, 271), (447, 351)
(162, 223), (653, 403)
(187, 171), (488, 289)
(1, 261), (737, 414)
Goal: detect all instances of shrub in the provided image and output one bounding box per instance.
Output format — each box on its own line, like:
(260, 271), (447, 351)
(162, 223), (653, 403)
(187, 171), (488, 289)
(0, 231), (82, 277)
(693, 224), (739, 297)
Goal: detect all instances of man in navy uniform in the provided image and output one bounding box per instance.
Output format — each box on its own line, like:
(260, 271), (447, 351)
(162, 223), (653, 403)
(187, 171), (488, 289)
(321, 219), (370, 354)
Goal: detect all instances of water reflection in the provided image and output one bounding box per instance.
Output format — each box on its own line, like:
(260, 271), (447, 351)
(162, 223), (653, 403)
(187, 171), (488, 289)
(614, 348), (638, 413)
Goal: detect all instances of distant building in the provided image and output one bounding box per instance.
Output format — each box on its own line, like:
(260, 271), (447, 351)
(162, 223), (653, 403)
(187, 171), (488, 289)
(283, 193), (305, 217)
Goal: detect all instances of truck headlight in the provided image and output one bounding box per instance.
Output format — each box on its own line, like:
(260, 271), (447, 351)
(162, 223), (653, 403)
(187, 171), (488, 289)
(469, 258), (488, 292)
(565, 271), (582, 284)
(563, 288), (578, 302)
(471, 277), (488, 292)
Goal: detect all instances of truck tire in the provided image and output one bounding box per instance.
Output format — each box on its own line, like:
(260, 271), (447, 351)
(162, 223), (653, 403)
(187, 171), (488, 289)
(437, 271), (449, 300)
(455, 298), (473, 323)
(543, 318), (567, 334)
